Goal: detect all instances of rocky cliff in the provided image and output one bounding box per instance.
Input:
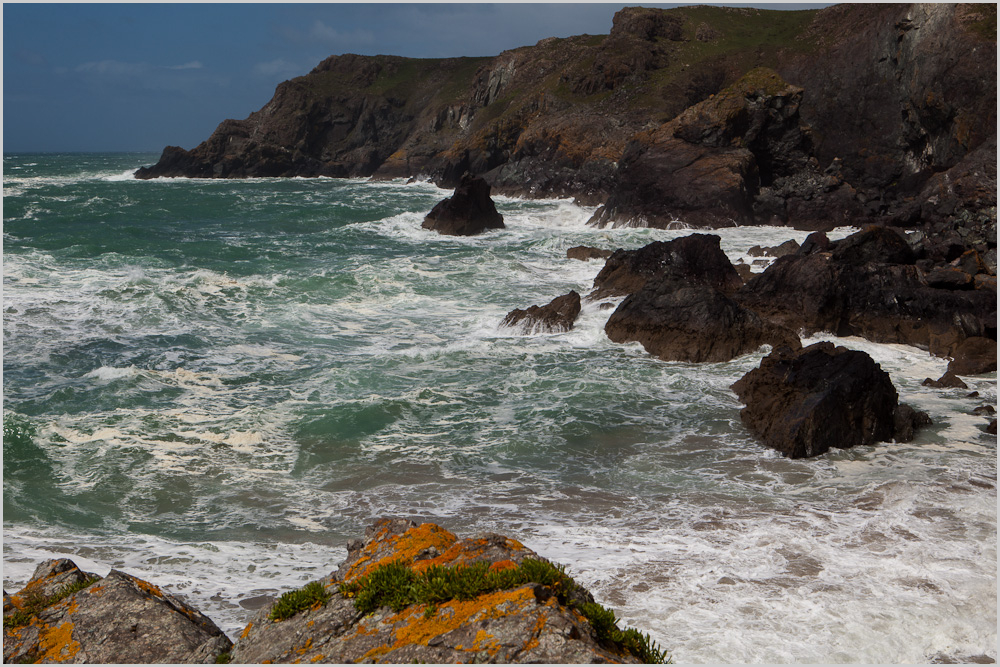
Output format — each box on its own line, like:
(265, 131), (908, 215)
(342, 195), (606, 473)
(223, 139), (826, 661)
(135, 4), (995, 229)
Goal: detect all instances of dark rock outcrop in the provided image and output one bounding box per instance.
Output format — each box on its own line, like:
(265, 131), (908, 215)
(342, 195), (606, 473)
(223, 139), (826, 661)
(231, 518), (653, 664)
(422, 175), (504, 236)
(502, 291), (582, 334)
(738, 226), (996, 357)
(605, 284), (800, 363)
(731, 342), (929, 458)
(947, 336), (998, 376)
(590, 233), (743, 300)
(748, 239), (800, 258)
(566, 245), (614, 261)
(3, 559), (232, 664)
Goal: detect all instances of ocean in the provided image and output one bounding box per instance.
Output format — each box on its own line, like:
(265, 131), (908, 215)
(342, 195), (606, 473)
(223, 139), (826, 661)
(3, 152), (996, 663)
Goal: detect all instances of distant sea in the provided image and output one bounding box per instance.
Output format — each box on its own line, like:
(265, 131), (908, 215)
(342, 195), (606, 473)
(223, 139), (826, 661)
(3, 152), (996, 663)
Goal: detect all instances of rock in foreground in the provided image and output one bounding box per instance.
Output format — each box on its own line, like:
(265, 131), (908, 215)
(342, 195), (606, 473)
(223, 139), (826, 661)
(422, 174), (505, 236)
(3, 559), (232, 664)
(502, 291), (582, 334)
(233, 518), (666, 663)
(731, 342), (930, 458)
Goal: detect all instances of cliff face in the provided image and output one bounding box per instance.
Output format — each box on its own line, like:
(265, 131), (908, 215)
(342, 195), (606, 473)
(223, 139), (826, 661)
(135, 4), (996, 225)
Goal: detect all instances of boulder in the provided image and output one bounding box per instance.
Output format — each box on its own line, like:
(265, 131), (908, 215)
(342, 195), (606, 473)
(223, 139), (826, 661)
(231, 518), (662, 664)
(3, 559), (231, 664)
(893, 404), (934, 443)
(422, 175), (505, 236)
(731, 342), (926, 458)
(566, 246), (614, 261)
(502, 291), (582, 334)
(606, 284), (800, 363)
(947, 336), (998, 376)
(590, 233), (743, 299)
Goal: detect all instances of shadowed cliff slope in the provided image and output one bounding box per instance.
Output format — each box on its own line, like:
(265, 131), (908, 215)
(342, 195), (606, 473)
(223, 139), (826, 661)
(136, 4), (996, 226)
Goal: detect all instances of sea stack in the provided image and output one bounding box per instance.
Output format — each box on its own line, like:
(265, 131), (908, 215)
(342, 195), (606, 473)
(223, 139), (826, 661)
(422, 174), (505, 236)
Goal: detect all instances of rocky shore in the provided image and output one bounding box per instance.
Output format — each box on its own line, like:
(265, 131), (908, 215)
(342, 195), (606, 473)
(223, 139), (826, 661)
(4, 519), (668, 664)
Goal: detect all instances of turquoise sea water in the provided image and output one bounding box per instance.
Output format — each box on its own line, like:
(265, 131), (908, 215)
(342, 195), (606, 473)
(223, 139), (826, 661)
(3, 153), (996, 662)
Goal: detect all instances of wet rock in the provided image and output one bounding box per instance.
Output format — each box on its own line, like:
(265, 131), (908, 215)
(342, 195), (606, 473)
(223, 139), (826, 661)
(566, 245), (614, 261)
(972, 405), (996, 416)
(231, 518), (652, 664)
(738, 226), (996, 357)
(947, 336), (998, 376)
(3, 560), (231, 664)
(590, 233), (743, 299)
(502, 291), (582, 334)
(731, 342), (923, 458)
(422, 175), (505, 236)
(893, 404), (933, 443)
(922, 371), (969, 389)
(606, 283), (800, 362)
(987, 420), (997, 435)
(748, 239), (800, 257)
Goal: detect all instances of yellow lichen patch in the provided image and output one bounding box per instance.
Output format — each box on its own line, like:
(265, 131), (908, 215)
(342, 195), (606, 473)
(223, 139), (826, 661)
(473, 628), (501, 656)
(38, 621), (80, 662)
(522, 611), (548, 652)
(345, 523), (457, 581)
(309, 654), (325, 663)
(8, 593), (25, 610)
(130, 576), (164, 598)
(240, 622), (254, 640)
(86, 584), (104, 597)
(383, 587), (536, 655)
(295, 638), (314, 655)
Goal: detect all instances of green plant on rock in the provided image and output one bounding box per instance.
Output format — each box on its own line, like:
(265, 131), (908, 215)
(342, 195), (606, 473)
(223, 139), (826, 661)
(338, 558), (670, 663)
(268, 580), (331, 622)
(3, 576), (100, 629)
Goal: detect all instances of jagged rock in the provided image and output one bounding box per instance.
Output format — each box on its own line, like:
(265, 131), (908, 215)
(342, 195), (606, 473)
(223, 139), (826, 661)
(3, 559), (231, 664)
(738, 226), (997, 357)
(230, 518), (651, 664)
(731, 342), (924, 458)
(734, 261), (754, 282)
(605, 284), (800, 363)
(502, 291), (581, 334)
(748, 239), (800, 257)
(590, 233), (743, 299)
(922, 371), (969, 389)
(893, 404), (934, 443)
(987, 419), (997, 435)
(566, 246), (614, 261)
(422, 175), (505, 236)
(947, 336), (998, 376)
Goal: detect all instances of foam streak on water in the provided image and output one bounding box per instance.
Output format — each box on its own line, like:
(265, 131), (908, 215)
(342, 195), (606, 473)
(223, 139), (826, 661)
(3, 153), (996, 662)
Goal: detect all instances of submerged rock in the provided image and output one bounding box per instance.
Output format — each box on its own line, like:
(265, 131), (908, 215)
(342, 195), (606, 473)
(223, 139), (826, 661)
(502, 291), (581, 334)
(422, 175), (505, 236)
(3, 559), (232, 664)
(566, 245), (614, 261)
(731, 342), (928, 458)
(605, 284), (800, 363)
(231, 518), (661, 664)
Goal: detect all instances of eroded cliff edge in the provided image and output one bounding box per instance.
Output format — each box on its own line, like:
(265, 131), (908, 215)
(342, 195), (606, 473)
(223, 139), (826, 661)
(135, 4), (996, 229)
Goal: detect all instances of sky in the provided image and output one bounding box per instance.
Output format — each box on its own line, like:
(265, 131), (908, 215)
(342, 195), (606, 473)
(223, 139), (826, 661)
(3, 2), (826, 153)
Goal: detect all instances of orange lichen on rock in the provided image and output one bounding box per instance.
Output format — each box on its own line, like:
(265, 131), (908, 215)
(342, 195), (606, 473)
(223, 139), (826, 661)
(240, 622), (254, 639)
(131, 575), (164, 598)
(345, 523), (458, 581)
(383, 586), (537, 654)
(38, 621), (81, 662)
(489, 559), (518, 572)
(523, 611), (548, 652)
